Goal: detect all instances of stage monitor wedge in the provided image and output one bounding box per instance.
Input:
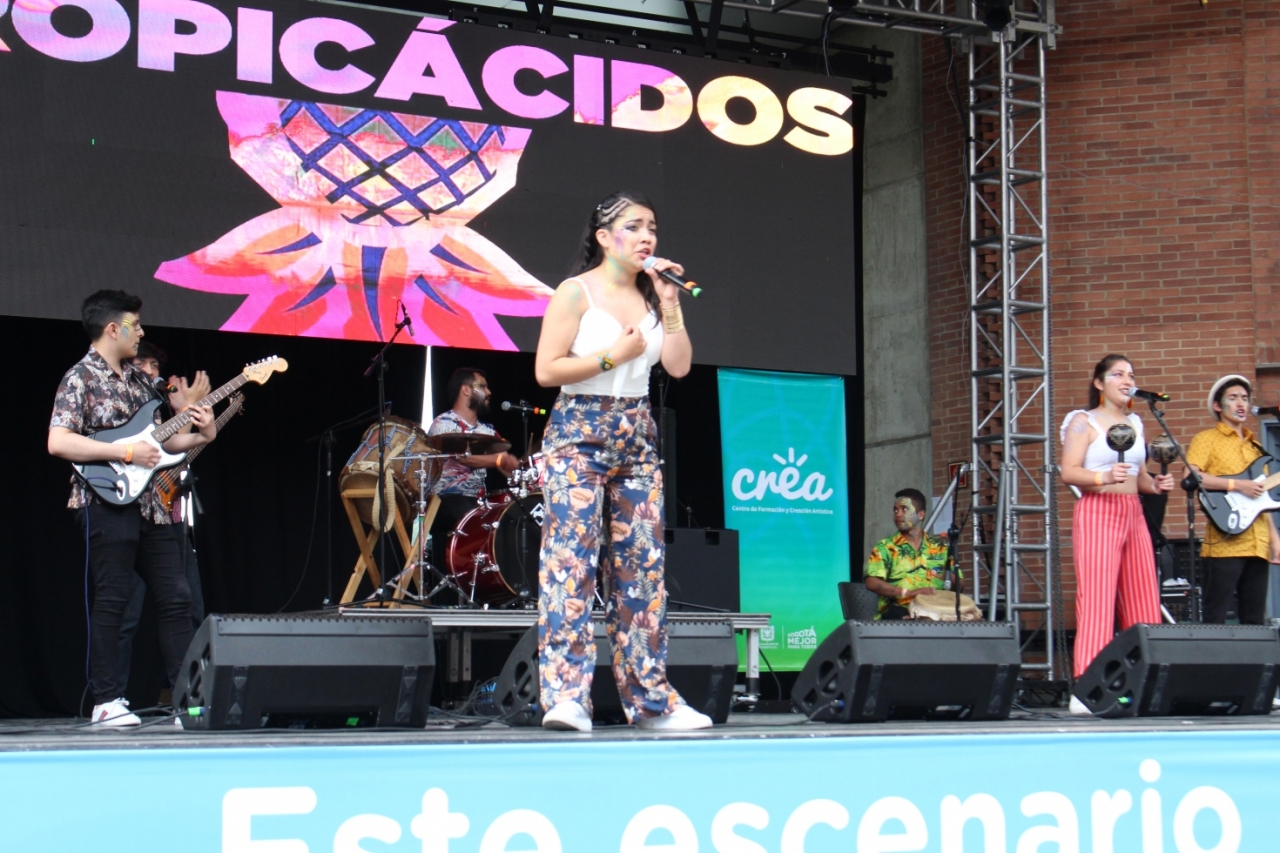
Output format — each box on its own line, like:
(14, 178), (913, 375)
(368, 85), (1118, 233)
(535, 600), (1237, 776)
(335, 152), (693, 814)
(493, 620), (739, 725)
(1074, 624), (1280, 718)
(173, 614), (434, 730)
(792, 621), (1022, 722)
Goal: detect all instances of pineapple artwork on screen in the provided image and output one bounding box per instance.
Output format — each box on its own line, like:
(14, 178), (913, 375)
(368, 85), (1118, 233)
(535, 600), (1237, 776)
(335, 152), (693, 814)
(155, 91), (552, 347)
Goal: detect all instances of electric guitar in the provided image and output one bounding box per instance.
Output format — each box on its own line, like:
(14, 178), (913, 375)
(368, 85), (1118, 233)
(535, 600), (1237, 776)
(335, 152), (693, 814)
(155, 392), (245, 514)
(73, 357), (287, 506)
(1198, 455), (1280, 535)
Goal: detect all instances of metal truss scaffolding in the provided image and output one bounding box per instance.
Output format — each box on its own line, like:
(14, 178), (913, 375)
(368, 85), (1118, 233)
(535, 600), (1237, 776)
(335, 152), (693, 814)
(966, 30), (1056, 679)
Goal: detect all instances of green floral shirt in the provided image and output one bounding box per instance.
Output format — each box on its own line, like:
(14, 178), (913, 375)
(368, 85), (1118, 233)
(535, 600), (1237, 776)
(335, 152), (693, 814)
(865, 531), (951, 618)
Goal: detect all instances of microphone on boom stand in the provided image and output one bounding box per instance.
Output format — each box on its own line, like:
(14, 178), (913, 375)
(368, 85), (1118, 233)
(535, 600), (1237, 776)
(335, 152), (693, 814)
(502, 401), (548, 415)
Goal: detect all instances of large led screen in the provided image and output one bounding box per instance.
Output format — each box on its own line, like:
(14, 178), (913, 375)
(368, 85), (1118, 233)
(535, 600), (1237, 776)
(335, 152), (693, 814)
(0, 0), (862, 374)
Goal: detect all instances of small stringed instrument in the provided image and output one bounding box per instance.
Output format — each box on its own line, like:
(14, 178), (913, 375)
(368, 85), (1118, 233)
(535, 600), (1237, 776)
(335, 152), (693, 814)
(155, 392), (245, 514)
(1198, 455), (1280, 535)
(73, 357), (287, 505)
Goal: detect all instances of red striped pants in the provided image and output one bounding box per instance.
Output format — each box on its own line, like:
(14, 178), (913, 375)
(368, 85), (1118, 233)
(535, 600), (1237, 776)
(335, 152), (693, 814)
(1071, 492), (1161, 677)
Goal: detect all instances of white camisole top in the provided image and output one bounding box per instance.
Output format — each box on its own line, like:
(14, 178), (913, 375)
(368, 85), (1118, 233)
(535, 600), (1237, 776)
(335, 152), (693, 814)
(562, 277), (664, 397)
(1060, 410), (1147, 475)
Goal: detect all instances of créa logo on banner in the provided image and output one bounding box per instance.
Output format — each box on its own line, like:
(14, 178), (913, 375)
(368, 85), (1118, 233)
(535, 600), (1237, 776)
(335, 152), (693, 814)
(732, 447), (835, 505)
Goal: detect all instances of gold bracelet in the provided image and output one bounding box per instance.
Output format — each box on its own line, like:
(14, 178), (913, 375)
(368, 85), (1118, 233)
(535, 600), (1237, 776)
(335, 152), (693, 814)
(661, 302), (685, 334)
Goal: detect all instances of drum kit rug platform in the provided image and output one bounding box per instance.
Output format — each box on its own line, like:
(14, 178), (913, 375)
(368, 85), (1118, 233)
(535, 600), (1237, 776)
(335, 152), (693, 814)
(337, 418), (550, 610)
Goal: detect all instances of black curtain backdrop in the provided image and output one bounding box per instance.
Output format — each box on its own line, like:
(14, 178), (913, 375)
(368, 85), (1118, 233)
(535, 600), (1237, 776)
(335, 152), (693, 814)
(2, 314), (863, 716)
(1, 314), (430, 716)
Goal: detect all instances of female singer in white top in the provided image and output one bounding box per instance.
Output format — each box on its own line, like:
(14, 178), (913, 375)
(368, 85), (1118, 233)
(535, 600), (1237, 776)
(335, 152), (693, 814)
(531, 191), (710, 733)
(1059, 353), (1174, 712)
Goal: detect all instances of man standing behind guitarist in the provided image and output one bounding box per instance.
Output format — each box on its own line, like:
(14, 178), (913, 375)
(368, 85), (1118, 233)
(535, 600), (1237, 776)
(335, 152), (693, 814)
(1186, 374), (1280, 624)
(47, 291), (217, 726)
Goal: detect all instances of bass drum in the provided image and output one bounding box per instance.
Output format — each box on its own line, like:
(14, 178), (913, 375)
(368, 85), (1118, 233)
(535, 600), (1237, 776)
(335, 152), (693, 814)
(448, 493), (546, 606)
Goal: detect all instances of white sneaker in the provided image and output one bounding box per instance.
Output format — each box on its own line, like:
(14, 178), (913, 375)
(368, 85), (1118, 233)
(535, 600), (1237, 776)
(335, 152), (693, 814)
(541, 702), (592, 732)
(1068, 696), (1093, 716)
(91, 698), (141, 727)
(635, 704), (713, 731)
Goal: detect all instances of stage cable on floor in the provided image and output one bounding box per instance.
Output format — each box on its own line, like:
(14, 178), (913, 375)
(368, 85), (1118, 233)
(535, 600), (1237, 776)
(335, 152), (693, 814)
(276, 434), (324, 612)
(82, 503), (92, 713)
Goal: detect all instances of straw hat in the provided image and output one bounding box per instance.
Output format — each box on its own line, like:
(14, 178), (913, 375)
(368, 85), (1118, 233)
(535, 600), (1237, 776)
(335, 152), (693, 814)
(1207, 374), (1250, 416)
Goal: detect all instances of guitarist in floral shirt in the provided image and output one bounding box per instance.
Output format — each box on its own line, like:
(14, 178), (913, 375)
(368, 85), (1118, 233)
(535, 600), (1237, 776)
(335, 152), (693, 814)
(48, 291), (216, 726)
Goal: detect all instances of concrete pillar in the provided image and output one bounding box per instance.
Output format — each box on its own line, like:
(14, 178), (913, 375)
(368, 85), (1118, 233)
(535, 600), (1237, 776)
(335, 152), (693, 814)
(850, 30), (932, 566)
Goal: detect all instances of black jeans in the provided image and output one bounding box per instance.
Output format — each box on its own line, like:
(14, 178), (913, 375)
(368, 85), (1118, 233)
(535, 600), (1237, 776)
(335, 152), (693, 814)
(78, 504), (193, 704)
(117, 523), (204, 693)
(1201, 556), (1271, 625)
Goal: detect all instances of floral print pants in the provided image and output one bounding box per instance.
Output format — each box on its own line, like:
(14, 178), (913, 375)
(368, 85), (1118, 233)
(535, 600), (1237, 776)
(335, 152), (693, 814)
(537, 393), (684, 721)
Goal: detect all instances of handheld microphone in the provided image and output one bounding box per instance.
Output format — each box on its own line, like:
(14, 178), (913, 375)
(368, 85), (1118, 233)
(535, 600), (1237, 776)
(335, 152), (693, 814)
(642, 257), (702, 298)
(1126, 387), (1170, 403)
(502, 401), (548, 416)
(153, 376), (179, 395)
(1252, 405), (1280, 418)
(399, 301), (414, 337)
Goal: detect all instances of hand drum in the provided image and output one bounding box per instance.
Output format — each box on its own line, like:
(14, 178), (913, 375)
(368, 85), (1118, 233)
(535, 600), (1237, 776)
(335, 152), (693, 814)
(1106, 423), (1137, 466)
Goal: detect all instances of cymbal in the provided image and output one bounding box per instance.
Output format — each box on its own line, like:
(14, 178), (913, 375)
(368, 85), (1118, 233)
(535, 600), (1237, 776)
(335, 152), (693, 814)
(428, 432), (512, 454)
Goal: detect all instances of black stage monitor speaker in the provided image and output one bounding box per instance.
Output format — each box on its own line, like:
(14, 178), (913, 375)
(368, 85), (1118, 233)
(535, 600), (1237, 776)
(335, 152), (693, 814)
(1073, 624), (1280, 718)
(492, 620), (739, 725)
(173, 614), (435, 730)
(665, 528), (740, 613)
(792, 621), (1022, 722)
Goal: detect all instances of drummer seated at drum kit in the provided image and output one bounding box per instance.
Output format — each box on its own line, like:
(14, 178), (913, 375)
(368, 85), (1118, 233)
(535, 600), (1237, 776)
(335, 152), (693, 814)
(427, 368), (521, 563)
(864, 488), (973, 621)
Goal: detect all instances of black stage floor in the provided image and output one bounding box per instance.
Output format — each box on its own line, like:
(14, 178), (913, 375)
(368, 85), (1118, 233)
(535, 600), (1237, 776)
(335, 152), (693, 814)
(4, 710), (1279, 752)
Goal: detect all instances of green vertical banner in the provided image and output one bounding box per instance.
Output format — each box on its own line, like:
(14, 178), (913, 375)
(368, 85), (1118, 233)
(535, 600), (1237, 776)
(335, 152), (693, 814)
(718, 369), (850, 670)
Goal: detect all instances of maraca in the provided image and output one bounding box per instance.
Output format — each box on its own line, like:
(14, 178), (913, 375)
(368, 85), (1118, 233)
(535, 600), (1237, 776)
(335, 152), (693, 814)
(1149, 433), (1178, 476)
(1106, 423), (1137, 470)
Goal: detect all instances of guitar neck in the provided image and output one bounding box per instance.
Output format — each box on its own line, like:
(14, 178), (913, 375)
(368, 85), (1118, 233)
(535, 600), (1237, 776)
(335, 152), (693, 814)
(151, 375), (249, 443)
(154, 397), (243, 494)
(1261, 471), (1280, 492)
(172, 399), (242, 467)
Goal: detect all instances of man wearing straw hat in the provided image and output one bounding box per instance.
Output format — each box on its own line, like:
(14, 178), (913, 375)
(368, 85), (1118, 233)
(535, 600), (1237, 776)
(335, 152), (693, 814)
(1185, 374), (1280, 624)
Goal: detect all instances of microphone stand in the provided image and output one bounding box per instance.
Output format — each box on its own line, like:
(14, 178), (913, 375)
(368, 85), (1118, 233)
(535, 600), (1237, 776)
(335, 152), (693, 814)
(518, 400), (532, 460)
(1143, 399), (1206, 620)
(307, 404), (387, 605)
(931, 463), (970, 621)
(364, 313), (412, 601)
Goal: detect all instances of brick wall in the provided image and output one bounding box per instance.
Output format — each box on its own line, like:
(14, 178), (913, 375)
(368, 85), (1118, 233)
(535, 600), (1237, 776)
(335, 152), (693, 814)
(921, 0), (1280, 632)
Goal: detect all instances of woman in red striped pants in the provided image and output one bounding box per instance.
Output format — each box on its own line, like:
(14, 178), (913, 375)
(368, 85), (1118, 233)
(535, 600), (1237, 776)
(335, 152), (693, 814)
(1059, 354), (1174, 713)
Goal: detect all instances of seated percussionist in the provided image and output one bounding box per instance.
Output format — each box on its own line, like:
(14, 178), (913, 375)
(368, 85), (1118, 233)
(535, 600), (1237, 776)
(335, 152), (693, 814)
(427, 368), (520, 566)
(863, 488), (957, 620)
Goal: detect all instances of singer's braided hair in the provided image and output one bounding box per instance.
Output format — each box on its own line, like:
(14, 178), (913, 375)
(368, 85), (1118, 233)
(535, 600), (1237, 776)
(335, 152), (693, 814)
(1088, 353), (1131, 410)
(571, 191), (661, 314)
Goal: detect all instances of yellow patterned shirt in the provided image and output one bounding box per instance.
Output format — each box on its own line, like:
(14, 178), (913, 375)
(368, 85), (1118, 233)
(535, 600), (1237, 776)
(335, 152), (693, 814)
(1186, 421), (1273, 559)
(865, 531), (951, 618)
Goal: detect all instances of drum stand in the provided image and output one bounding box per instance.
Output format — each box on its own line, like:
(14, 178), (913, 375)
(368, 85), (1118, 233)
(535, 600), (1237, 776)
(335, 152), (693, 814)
(395, 450), (483, 607)
(337, 486), (416, 605)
